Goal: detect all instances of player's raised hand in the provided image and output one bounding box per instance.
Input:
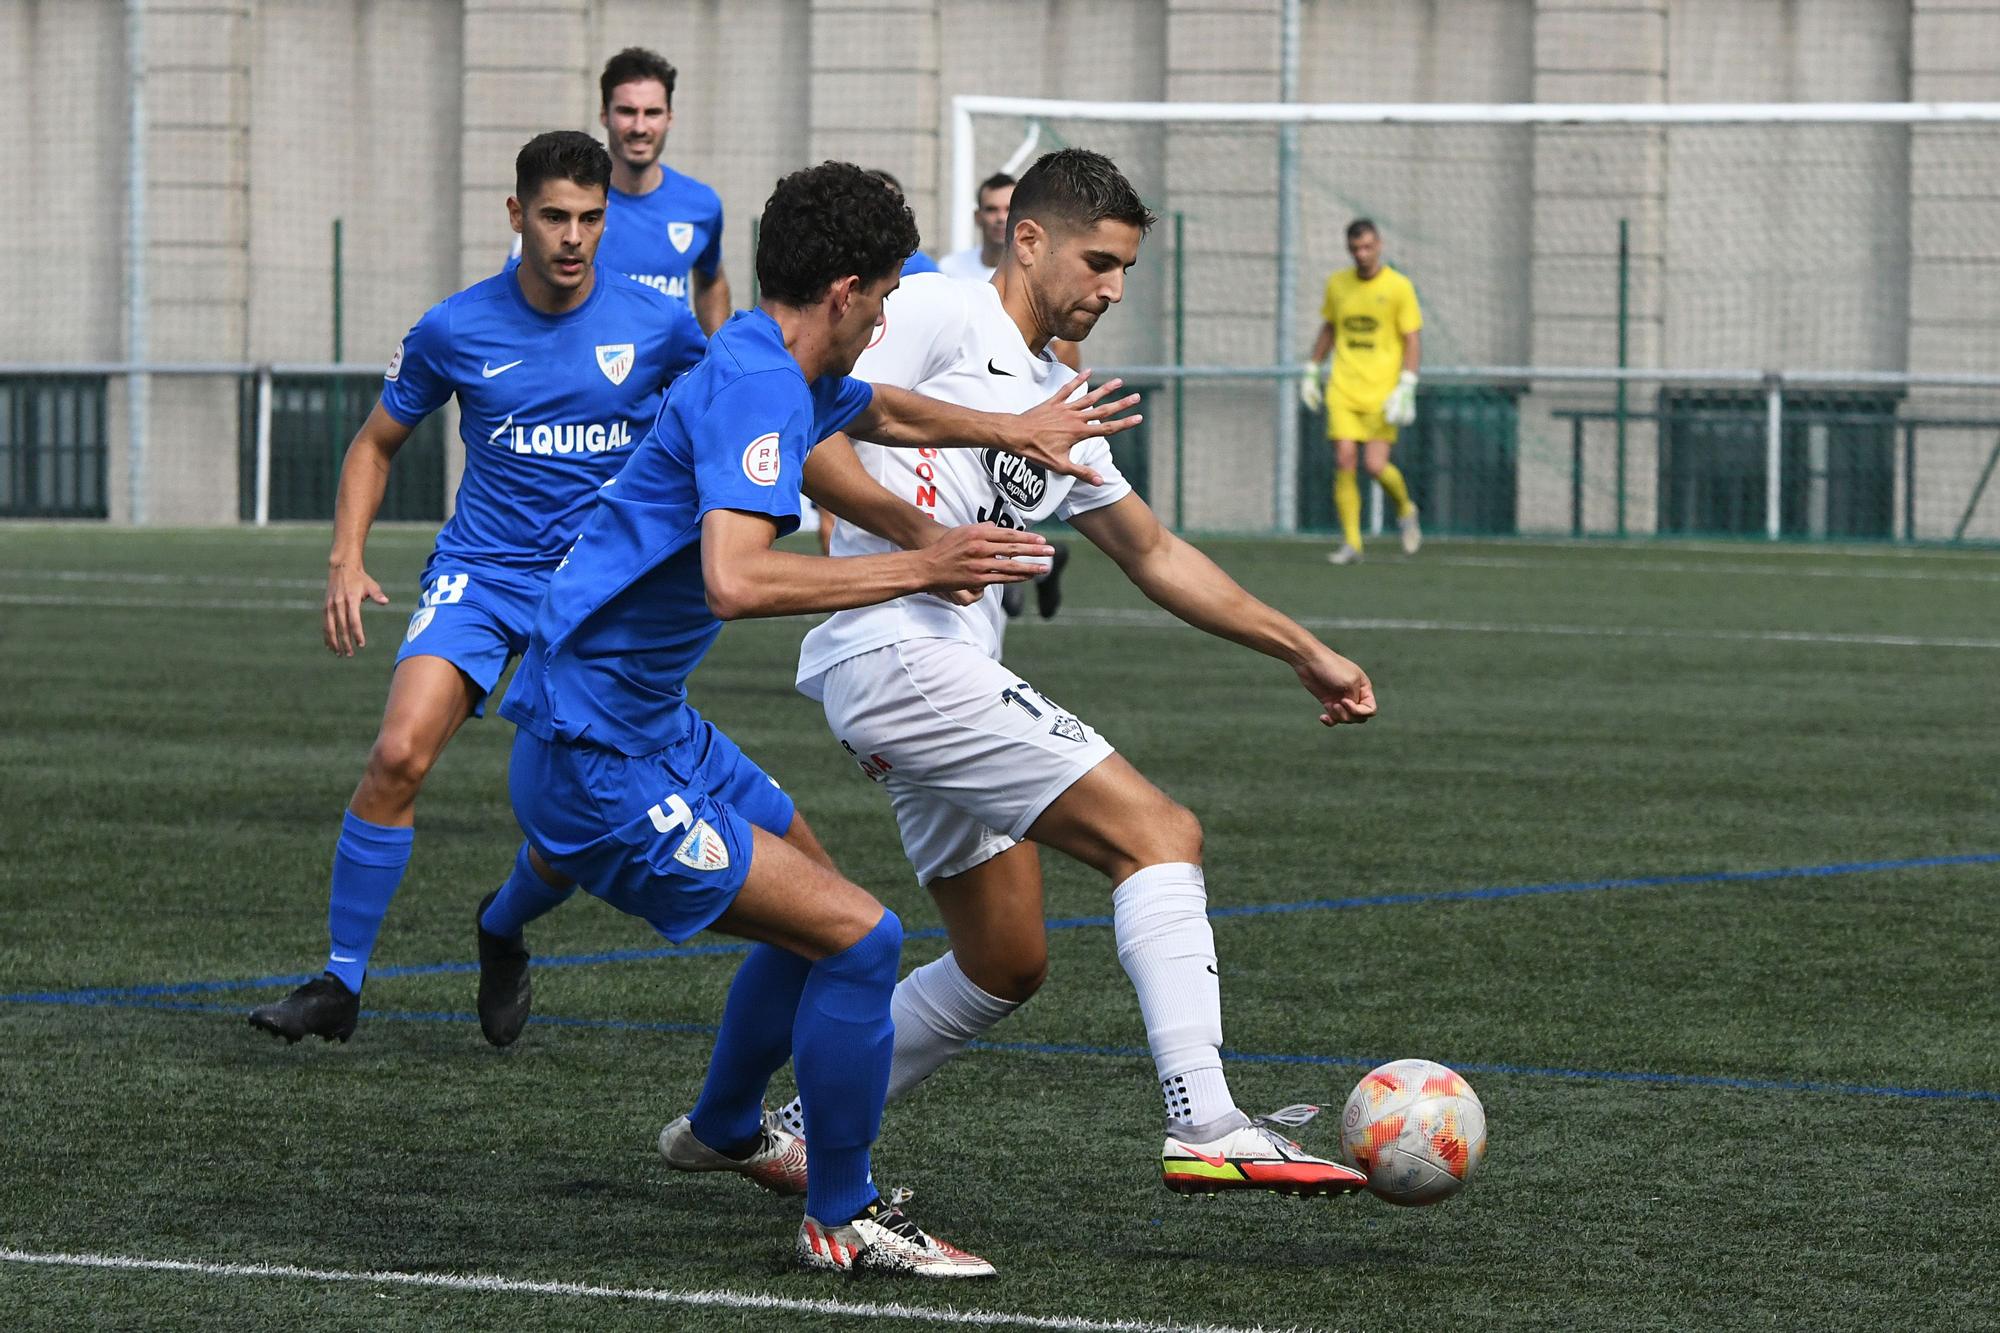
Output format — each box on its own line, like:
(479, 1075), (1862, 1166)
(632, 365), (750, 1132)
(1006, 372), (1143, 485)
(1295, 647), (1377, 727)
(324, 559), (390, 656)
(919, 522), (1055, 597)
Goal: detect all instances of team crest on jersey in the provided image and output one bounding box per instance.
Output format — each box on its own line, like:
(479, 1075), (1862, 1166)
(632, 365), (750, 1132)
(673, 820), (730, 872)
(404, 606), (436, 642)
(983, 449), (1048, 512)
(668, 222), (695, 254)
(742, 433), (782, 486)
(385, 340), (404, 381)
(1049, 715), (1087, 744)
(596, 343), (635, 386)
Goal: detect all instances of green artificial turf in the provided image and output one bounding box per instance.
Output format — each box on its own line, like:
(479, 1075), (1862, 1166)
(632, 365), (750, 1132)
(2, 525), (1996, 1331)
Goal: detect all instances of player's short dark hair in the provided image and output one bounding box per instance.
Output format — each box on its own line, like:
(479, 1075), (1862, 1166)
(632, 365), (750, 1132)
(756, 161), (920, 306)
(515, 130), (611, 205)
(977, 172), (1016, 202)
(866, 168), (906, 197)
(1006, 149), (1156, 239)
(1346, 217), (1379, 242)
(600, 46), (677, 109)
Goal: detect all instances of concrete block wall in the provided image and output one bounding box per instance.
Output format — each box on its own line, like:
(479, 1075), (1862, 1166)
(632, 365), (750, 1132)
(1909, 0), (2000, 541)
(4, 0), (1999, 534)
(1521, 0), (1665, 534)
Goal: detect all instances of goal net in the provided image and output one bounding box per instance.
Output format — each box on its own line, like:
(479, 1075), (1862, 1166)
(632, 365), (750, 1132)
(953, 98), (2000, 542)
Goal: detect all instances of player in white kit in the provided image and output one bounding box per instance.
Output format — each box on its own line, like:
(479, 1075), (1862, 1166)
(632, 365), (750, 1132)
(783, 150), (1378, 1199)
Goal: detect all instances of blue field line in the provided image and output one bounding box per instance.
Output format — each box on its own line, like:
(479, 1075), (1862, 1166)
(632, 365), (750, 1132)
(16, 994), (1998, 1105)
(5, 849), (1997, 1009)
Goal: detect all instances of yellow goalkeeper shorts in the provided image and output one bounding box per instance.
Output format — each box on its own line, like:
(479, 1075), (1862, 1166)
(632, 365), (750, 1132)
(1328, 400), (1396, 444)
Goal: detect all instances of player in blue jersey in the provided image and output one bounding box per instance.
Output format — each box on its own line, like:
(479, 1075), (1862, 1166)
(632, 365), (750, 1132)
(596, 47), (730, 332)
(495, 161), (1139, 1276)
(247, 131), (707, 1045)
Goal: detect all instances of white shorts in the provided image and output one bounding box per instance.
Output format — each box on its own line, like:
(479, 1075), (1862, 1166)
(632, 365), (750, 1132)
(816, 637), (1116, 885)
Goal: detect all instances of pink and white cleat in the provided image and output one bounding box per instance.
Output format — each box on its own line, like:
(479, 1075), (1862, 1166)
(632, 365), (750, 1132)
(657, 1110), (808, 1196)
(796, 1197), (995, 1278)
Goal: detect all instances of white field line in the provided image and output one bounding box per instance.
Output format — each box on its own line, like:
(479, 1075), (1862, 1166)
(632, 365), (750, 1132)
(1037, 606), (2000, 651)
(0, 592), (321, 612)
(1421, 554), (2000, 584)
(0, 568), (325, 589)
(0, 1248), (1310, 1333)
(7, 591), (1997, 651)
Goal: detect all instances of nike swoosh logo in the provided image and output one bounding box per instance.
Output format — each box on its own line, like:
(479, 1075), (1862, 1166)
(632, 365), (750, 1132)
(986, 358), (1014, 377)
(1170, 1143), (1234, 1169)
(482, 359), (524, 378)
(329, 954), (357, 964)
(1205, 963), (1219, 975)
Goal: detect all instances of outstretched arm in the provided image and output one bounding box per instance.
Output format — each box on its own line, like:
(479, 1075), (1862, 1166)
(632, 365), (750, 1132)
(800, 433), (943, 552)
(324, 401), (416, 656)
(700, 508), (1050, 622)
(694, 266), (733, 336)
(846, 376), (1142, 485)
(1068, 495), (1376, 727)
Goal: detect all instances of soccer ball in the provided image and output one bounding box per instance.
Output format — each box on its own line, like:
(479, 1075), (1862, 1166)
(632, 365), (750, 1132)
(1338, 1059), (1486, 1206)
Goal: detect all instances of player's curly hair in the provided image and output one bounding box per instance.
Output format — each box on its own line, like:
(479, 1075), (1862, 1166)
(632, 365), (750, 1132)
(756, 161), (920, 306)
(514, 130), (611, 205)
(600, 47), (677, 109)
(1008, 149), (1156, 238)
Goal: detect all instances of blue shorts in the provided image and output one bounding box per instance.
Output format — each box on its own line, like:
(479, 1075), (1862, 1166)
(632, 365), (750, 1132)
(508, 710), (798, 943)
(394, 559), (547, 714)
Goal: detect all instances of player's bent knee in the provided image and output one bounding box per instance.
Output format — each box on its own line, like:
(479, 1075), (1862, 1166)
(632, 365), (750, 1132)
(1144, 799), (1203, 866)
(362, 730), (439, 800)
(996, 956), (1049, 1004)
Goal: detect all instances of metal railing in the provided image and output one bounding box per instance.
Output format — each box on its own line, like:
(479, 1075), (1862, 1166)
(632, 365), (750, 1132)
(4, 361), (1999, 542)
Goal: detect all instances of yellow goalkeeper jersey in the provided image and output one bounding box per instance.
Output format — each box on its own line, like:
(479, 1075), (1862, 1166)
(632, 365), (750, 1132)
(1320, 264), (1422, 410)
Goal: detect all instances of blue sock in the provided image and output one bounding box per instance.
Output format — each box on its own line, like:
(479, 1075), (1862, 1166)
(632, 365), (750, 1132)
(479, 843), (574, 938)
(690, 943), (813, 1154)
(794, 911), (902, 1225)
(324, 810), (414, 994)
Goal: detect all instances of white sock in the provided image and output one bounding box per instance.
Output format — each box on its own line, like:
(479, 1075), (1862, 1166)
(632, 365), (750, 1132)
(1112, 862), (1237, 1130)
(777, 952), (1019, 1137)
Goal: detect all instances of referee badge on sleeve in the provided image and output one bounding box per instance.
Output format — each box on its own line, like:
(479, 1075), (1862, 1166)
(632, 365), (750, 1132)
(741, 433), (782, 486)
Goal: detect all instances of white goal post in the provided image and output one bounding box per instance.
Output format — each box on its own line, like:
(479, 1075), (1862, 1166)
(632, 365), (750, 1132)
(948, 96), (2000, 539)
(951, 98), (2000, 253)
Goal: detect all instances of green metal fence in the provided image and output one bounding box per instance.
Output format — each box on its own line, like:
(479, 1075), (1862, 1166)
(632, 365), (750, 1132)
(237, 373), (445, 522)
(1, 374), (108, 518)
(1296, 385), (1519, 534)
(1656, 389), (1899, 539)
(1109, 381), (1153, 506)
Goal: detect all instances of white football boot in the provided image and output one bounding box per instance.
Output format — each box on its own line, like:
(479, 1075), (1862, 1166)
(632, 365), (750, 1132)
(1399, 507), (1423, 556)
(796, 1197), (996, 1278)
(1327, 543), (1362, 566)
(657, 1110), (808, 1196)
(1161, 1104), (1368, 1197)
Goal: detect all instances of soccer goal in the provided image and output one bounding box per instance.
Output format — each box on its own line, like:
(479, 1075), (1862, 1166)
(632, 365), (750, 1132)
(951, 96), (2000, 544)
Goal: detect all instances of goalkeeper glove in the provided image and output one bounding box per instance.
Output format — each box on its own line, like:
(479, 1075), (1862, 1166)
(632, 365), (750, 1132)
(1297, 361), (1324, 412)
(1384, 370), (1419, 427)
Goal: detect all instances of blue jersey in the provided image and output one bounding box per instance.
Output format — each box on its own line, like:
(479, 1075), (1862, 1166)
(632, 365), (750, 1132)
(380, 267), (706, 571)
(901, 251), (940, 276)
(597, 167), (725, 315)
(500, 309), (874, 756)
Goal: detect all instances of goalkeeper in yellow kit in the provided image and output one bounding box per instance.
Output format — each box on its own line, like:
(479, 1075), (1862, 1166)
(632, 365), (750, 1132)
(1299, 218), (1422, 565)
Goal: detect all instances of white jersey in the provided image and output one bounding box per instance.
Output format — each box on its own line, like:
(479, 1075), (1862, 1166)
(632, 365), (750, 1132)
(936, 248), (996, 283)
(795, 273), (1130, 696)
